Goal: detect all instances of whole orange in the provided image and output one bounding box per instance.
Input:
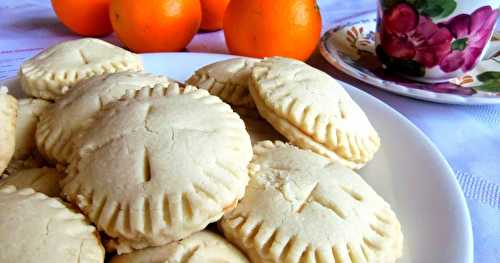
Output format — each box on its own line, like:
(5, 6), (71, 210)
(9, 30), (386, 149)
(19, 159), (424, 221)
(223, 0), (322, 61)
(109, 0), (202, 53)
(200, 0), (230, 31)
(51, 0), (113, 36)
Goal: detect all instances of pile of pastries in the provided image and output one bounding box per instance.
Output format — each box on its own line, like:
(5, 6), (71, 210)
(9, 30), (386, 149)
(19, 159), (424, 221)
(0, 38), (403, 263)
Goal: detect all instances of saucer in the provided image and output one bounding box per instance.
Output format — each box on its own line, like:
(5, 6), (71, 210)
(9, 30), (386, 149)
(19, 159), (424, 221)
(320, 17), (500, 105)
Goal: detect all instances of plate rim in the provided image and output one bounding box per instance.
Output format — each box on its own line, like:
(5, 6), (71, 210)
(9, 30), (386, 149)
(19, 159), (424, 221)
(1, 51), (474, 262)
(143, 52), (475, 262)
(340, 79), (474, 263)
(319, 21), (500, 105)
(147, 52), (476, 262)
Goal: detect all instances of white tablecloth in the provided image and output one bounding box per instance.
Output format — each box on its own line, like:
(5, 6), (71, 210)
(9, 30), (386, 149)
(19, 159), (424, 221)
(0, 0), (499, 261)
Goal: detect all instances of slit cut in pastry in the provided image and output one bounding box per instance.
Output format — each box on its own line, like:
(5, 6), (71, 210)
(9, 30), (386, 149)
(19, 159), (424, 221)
(219, 141), (403, 263)
(36, 71), (170, 164)
(61, 83), (253, 254)
(19, 38), (143, 100)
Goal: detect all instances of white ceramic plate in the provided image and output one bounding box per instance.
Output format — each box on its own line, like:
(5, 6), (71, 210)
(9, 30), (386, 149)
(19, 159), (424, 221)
(2, 52), (473, 263)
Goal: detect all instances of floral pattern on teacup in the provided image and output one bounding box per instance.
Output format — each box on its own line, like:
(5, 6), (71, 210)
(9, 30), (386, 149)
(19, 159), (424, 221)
(378, 0), (498, 79)
(321, 18), (500, 98)
(439, 6), (498, 72)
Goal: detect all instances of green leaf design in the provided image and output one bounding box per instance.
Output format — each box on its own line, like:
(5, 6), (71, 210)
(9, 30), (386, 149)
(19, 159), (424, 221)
(472, 80), (500, 93)
(451, 38), (467, 51)
(416, 0), (457, 18)
(382, 0), (420, 10)
(376, 45), (425, 77)
(477, 71), (500, 82)
(382, 0), (402, 9)
(380, 0), (457, 17)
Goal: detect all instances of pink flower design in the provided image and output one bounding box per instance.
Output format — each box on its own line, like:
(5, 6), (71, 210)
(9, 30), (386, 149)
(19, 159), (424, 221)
(439, 6), (499, 72)
(380, 3), (453, 67)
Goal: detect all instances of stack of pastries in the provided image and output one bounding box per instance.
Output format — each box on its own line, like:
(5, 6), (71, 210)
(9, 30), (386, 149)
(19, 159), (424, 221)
(0, 38), (403, 263)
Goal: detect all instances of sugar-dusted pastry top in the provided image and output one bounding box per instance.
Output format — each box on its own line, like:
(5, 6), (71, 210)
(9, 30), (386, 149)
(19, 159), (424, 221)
(0, 87), (17, 175)
(0, 37), (402, 262)
(36, 71), (169, 164)
(110, 231), (249, 263)
(249, 57), (380, 169)
(61, 84), (253, 254)
(187, 58), (260, 108)
(19, 38), (143, 100)
(220, 141), (403, 263)
(0, 185), (104, 263)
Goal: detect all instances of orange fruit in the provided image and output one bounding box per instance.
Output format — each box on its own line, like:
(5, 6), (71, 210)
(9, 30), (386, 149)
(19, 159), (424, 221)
(200, 0), (230, 31)
(223, 0), (322, 61)
(51, 0), (113, 36)
(109, 0), (202, 53)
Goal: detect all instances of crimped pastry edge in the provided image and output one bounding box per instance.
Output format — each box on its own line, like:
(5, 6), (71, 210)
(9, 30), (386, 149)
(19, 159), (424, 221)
(61, 84), (252, 253)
